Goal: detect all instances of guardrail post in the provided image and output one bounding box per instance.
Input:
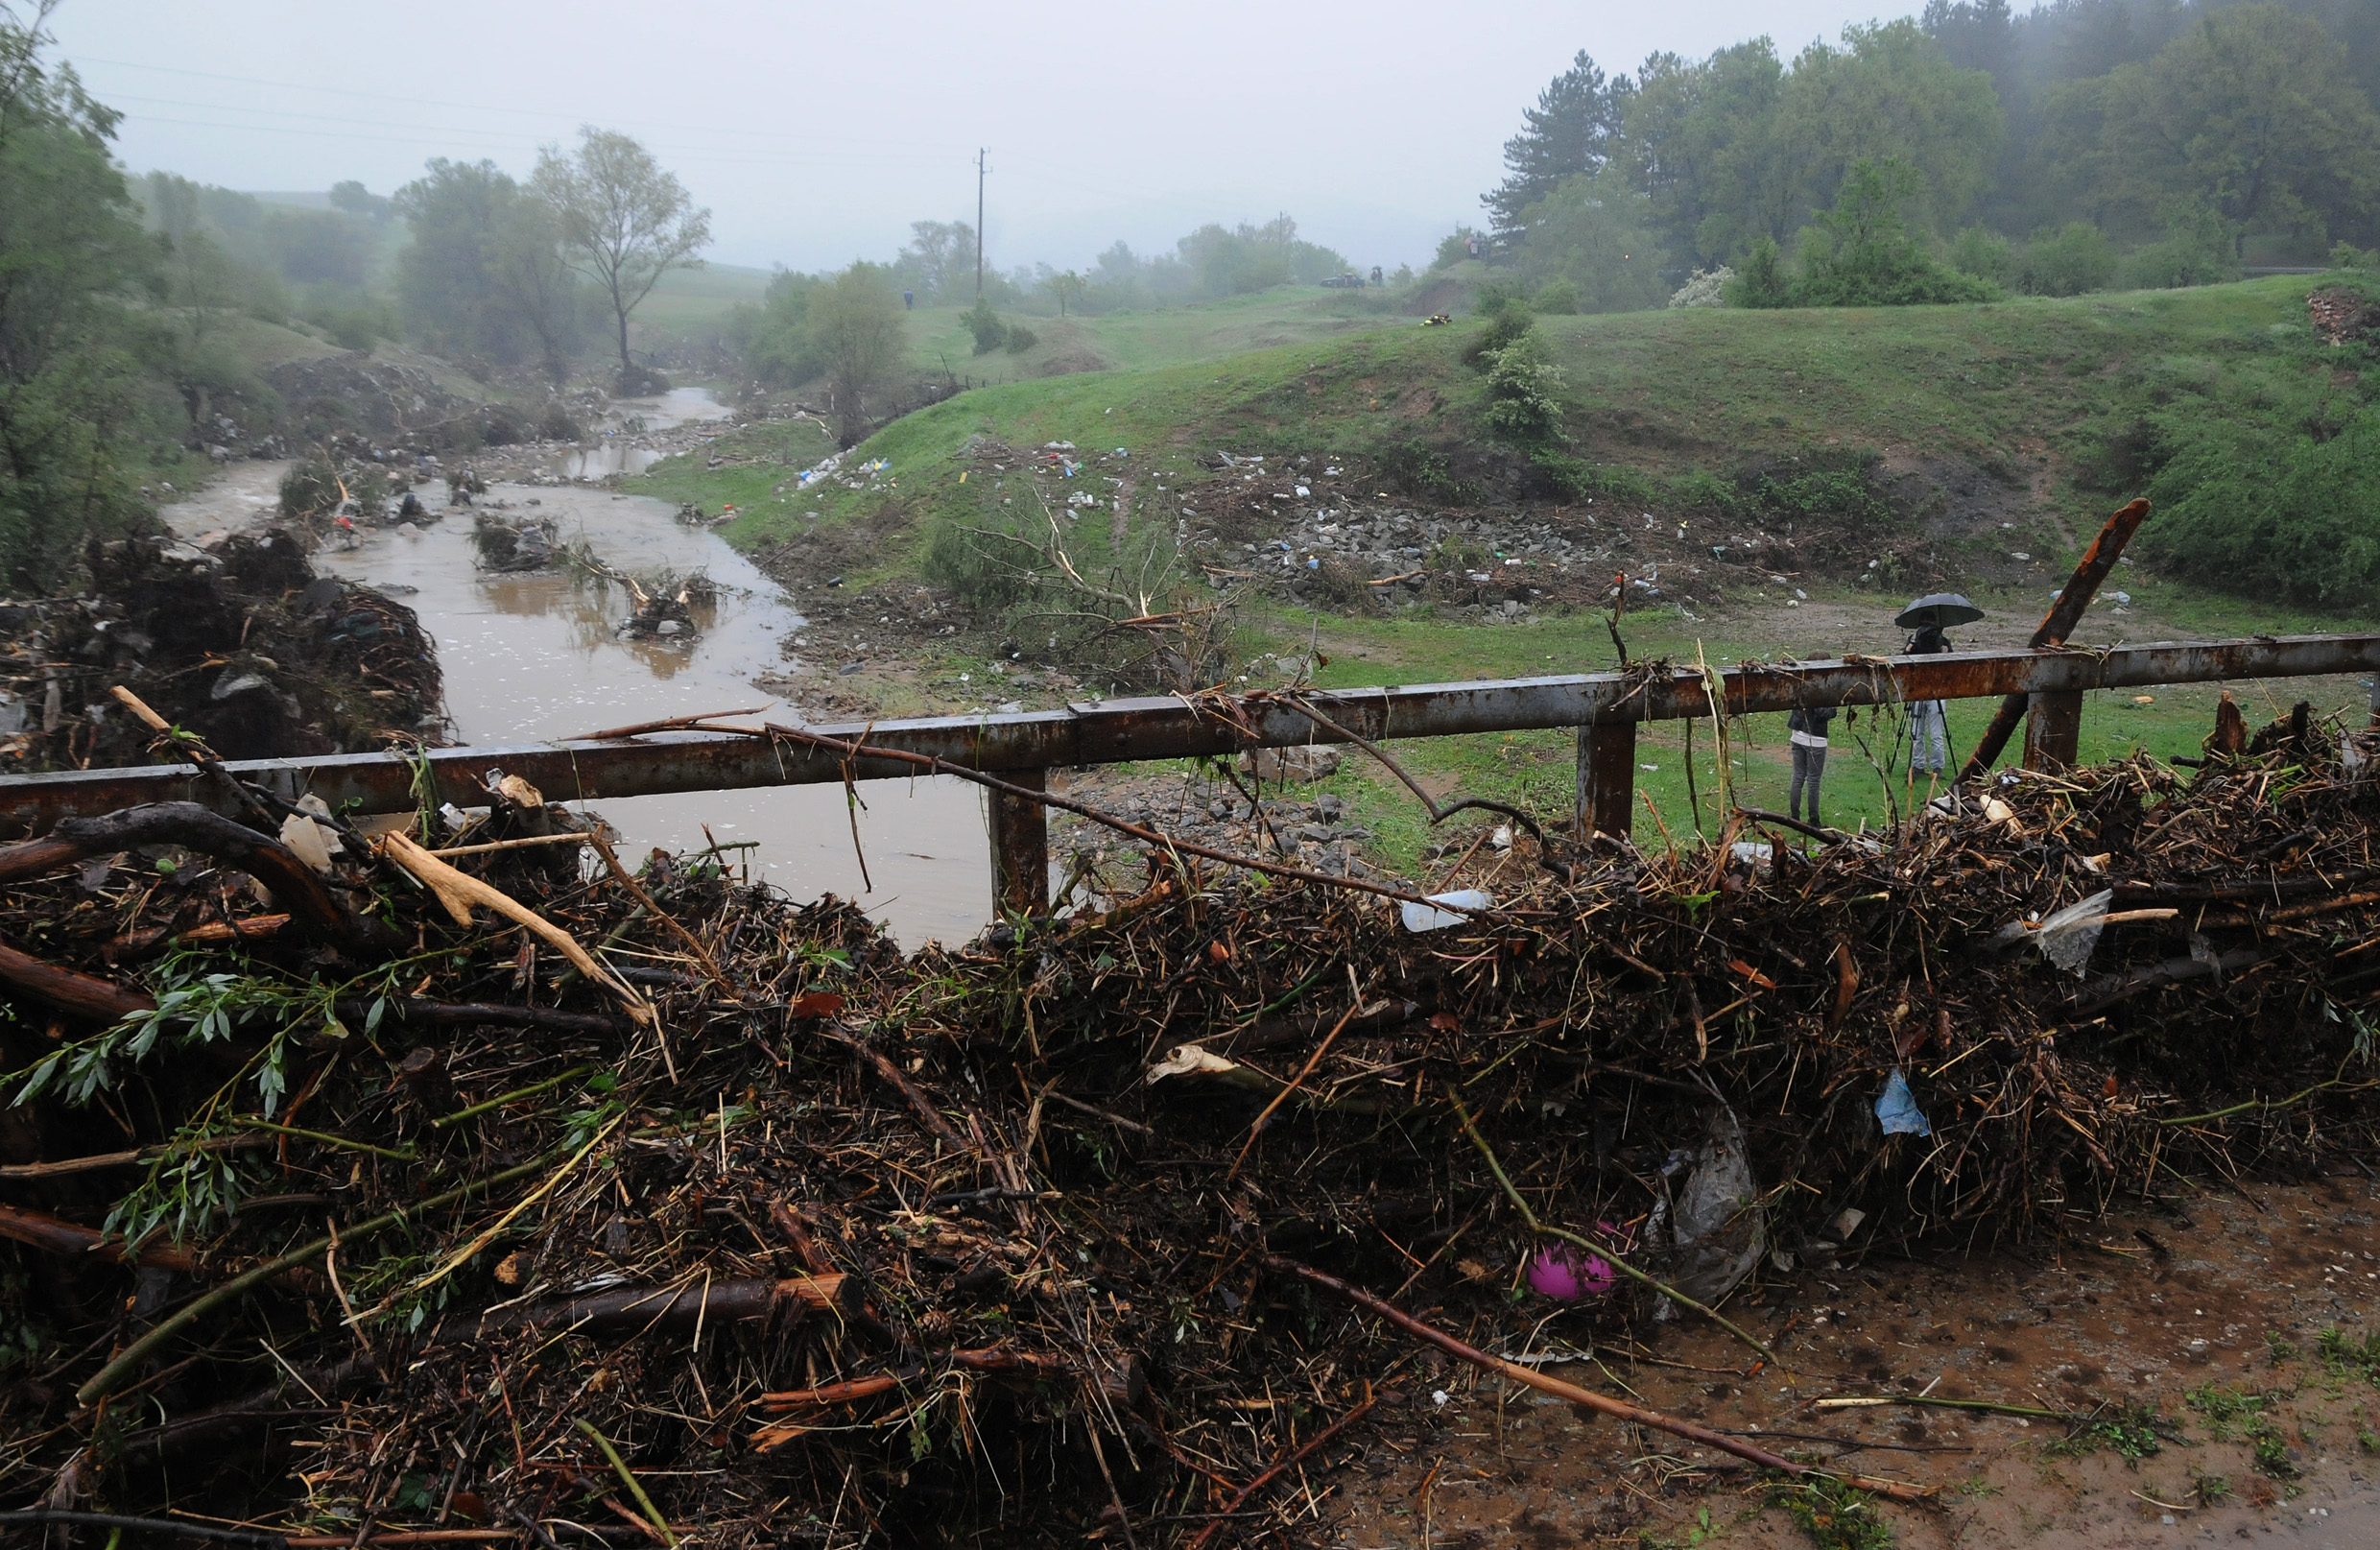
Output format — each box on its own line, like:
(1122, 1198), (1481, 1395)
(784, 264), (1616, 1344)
(2022, 691), (2083, 771)
(1576, 720), (1638, 840)
(988, 768), (1051, 918)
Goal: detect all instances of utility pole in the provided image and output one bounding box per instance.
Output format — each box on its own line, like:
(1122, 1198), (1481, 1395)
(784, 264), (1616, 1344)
(975, 148), (988, 300)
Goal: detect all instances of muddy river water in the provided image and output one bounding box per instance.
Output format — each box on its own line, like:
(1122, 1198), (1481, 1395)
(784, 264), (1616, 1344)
(163, 390), (992, 948)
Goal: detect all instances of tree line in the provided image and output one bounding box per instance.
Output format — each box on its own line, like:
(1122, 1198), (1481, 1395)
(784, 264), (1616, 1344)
(1472, 0), (2380, 309)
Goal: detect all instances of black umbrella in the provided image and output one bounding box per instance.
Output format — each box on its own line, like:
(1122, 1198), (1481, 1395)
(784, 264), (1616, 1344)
(1894, 592), (1985, 631)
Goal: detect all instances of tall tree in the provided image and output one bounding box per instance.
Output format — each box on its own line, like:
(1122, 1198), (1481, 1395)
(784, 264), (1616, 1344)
(1486, 51), (1632, 236)
(394, 159), (583, 380)
(532, 128), (710, 393)
(2041, 3), (2380, 252)
(1512, 166), (1668, 313)
(899, 220), (975, 299)
(0, 0), (157, 589)
(808, 263), (906, 446)
(1770, 21), (2005, 240)
(1621, 40), (1791, 264)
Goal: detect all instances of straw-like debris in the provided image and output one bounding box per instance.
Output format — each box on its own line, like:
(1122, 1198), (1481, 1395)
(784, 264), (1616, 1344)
(0, 703), (2375, 1545)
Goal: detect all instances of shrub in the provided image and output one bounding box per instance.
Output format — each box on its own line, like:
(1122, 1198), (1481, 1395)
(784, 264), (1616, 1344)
(923, 516), (1035, 614)
(1373, 439), (1459, 499)
(1726, 238), (1793, 308)
(2146, 406), (2380, 605)
(964, 298), (1006, 355)
(2018, 223), (2116, 297)
(1668, 267), (1733, 308)
(2123, 200), (2241, 290)
(2329, 241), (2378, 271)
(1003, 325), (1038, 353)
(1950, 227), (2013, 286)
(278, 459), (343, 520)
(1481, 333), (1567, 448)
(1792, 161), (2000, 307)
(1467, 282), (1535, 363)
(1534, 276), (1581, 315)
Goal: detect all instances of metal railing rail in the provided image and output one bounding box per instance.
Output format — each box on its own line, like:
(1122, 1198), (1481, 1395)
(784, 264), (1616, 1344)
(2, 631), (2373, 914)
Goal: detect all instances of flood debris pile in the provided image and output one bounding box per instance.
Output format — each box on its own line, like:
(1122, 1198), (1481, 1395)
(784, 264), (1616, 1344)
(0, 533), (444, 768)
(471, 513), (559, 572)
(0, 718), (2374, 1545)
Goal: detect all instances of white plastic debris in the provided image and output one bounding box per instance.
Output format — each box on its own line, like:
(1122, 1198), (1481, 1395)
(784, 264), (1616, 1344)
(2034, 888), (2115, 975)
(1400, 889), (1491, 933)
(1488, 824), (1513, 851)
(278, 812), (340, 874)
(1147, 1044), (1241, 1083)
(1729, 842), (1773, 865)
(1646, 1103), (1765, 1312)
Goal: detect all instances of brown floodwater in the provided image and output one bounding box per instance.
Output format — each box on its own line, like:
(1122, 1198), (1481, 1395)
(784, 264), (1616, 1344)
(161, 429), (993, 948)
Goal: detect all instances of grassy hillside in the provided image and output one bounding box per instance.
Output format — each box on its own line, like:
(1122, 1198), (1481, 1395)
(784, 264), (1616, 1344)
(699, 273), (2363, 551)
(899, 287), (1405, 382)
(633, 272), (2380, 853)
(632, 261), (776, 336)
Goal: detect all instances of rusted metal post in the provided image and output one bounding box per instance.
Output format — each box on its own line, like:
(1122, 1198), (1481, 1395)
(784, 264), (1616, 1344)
(988, 767), (1050, 917)
(1576, 720), (1638, 841)
(1964, 497), (2151, 780)
(2021, 691), (2083, 771)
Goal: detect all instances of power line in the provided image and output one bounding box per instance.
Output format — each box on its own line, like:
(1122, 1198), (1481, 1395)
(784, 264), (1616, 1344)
(68, 53), (956, 153)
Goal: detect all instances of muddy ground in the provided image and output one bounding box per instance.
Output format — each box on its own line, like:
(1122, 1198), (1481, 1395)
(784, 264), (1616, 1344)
(1321, 1179), (2380, 1550)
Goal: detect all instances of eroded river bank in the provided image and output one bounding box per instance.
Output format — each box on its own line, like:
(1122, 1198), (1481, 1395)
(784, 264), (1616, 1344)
(157, 389), (992, 948)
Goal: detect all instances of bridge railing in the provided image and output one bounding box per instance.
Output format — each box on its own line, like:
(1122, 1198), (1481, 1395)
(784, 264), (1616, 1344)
(0, 631), (2373, 916)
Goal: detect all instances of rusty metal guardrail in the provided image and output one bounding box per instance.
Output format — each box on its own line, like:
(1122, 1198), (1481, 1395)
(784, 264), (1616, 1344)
(0, 632), (2373, 916)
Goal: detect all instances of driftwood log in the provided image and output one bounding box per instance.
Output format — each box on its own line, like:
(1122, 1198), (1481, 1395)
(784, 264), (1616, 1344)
(440, 1274), (856, 1342)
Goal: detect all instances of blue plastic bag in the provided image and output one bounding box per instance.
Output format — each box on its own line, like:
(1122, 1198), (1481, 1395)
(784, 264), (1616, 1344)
(1876, 1068), (1931, 1137)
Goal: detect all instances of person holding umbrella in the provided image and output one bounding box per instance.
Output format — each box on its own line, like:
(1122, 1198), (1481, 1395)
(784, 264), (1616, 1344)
(1896, 592), (1983, 778)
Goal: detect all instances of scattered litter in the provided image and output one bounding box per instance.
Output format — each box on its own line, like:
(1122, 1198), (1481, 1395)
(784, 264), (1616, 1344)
(1400, 888), (1492, 932)
(1876, 1068), (1933, 1136)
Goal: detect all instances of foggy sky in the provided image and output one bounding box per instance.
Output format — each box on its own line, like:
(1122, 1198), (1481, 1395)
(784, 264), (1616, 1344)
(52, 0), (1899, 274)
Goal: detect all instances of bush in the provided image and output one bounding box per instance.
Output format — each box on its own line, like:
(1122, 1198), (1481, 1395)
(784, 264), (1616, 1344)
(923, 516), (1035, 614)
(1466, 283), (1535, 366)
(1003, 325), (1038, 353)
(964, 298), (1006, 355)
(1668, 267), (1733, 308)
(2329, 241), (2378, 271)
(2018, 223), (2116, 297)
(1726, 238), (1793, 308)
(1791, 161), (2000, 307)
(2146, 406), (2380, 606)
(1481, 333), (1567, 448)
(278, 458), (343, 520)
(538, 403), (582, 441)
(1950, 227), (2013, 286)
(1373, 439), (1459, 499)
(2123, 200), (2240, 290)
(1534, 276), (1581, 315)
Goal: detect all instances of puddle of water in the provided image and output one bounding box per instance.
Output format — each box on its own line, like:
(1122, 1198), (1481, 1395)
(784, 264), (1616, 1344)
(607, 387), (733, 432)
(557, 442), (663, 480)
(153, 462), (988, 948)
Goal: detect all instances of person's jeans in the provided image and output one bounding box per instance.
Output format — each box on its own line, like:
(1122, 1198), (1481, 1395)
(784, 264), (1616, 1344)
(1790, 741), (1826, 824)
(1910, 701), (1949, 775)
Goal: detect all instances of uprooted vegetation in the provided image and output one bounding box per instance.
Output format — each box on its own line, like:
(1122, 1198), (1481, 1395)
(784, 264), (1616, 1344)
(0, 693), (2376, 1541)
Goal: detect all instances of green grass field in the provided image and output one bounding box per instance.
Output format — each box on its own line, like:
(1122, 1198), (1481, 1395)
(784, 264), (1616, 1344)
(624, 273), (2379, 861)
(631, 261), (776, 337)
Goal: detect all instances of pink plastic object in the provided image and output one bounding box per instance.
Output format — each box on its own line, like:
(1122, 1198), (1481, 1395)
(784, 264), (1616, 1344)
(1525, 1244), (1616, 1300)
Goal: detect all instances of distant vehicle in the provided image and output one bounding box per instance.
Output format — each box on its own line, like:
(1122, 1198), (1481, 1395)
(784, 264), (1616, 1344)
(1320, 272), (1366, 289)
